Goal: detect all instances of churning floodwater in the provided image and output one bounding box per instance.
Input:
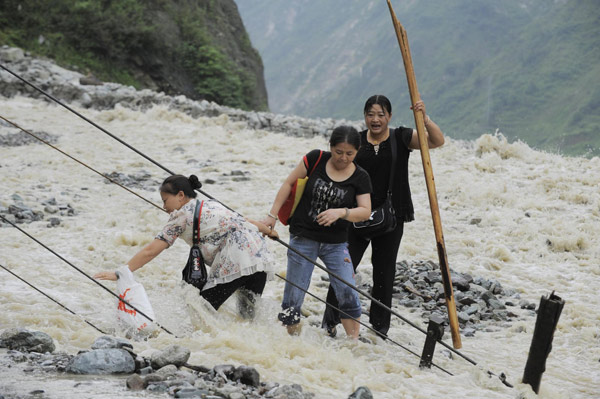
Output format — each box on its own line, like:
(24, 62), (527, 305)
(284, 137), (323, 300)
(0, 95), (598, 398)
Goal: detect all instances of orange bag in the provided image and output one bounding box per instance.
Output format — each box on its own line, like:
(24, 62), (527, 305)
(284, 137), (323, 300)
(278, 150), (323, 225)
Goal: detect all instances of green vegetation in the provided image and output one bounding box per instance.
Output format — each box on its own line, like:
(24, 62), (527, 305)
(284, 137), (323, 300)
(237, 0), (599, 157)
(0, 0), (266, 110)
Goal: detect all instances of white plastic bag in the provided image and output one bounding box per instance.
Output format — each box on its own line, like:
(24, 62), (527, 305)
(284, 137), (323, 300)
(115, 265), (156, 337)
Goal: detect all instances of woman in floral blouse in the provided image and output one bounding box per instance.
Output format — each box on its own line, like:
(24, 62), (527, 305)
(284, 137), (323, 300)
(94, 174), (277, 314)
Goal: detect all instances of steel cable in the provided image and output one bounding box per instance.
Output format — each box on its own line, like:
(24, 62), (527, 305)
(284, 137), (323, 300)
(0, 263), (108, 334)
(0, 64), (516, 384)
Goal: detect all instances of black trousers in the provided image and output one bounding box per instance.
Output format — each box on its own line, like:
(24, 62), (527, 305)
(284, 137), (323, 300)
(322, 222), (404, 335)
(201, 272), (267, 311)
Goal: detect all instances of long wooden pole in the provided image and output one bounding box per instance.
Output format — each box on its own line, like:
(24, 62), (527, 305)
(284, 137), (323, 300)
(386, 0), (462, 349)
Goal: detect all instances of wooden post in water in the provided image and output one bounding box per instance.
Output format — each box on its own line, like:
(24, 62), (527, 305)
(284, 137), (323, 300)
(522, 292), (565, 394)
(386, 0), (462, 349)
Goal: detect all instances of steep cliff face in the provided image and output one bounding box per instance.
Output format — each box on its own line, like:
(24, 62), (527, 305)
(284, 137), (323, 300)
(0, 0), (267, 111)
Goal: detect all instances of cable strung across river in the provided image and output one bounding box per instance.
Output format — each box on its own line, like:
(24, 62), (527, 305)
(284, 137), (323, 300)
(0, 112), (457, 372)
(0, 63), (515, 386)
(0, 263), (108, 335)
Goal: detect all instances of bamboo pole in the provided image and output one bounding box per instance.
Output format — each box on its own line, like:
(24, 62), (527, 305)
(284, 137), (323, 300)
(386, 0), (462, 349)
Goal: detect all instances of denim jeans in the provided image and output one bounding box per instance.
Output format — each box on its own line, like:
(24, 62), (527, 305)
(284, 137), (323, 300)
(278, 235), (361, 326)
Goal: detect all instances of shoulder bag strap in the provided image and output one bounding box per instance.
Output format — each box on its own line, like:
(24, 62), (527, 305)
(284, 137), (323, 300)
(303, 150), (324, 177)
(310, 150), (324, 176)
(192, 200), (204, 245)
(387, 128), (397, 194)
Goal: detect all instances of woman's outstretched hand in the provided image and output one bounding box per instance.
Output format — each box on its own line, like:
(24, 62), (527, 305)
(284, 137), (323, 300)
(93, 270), (118, 281)
(249, 219), (280, 240)
(265, 228), (279, 240)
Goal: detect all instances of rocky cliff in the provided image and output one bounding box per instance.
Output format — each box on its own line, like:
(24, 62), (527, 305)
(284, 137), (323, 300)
(0, 0), (267, 111)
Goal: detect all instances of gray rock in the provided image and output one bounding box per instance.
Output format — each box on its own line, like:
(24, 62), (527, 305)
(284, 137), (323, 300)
(348, 386), (373, 399)
(66, 348), (135, 374)
(481, 291), (506, 310)
(463, 304), (480, 315)
(0, 47), (25, 62)
(91, 335), (133, 350)
(232, 365), (260, 387)
(271, 384), (305, 399)
(44, 205), (58, 214)
(492, 310), (509, 321)
(174, 387), (211, 398)
(212, 364), (235, 380)
(154, 364), (179, 377)
(457, 312), (471, 324)
(0, 328), (55, 353)
(454, 290), (465, 301)
(126, 374), (147, 390)
(143, 373), (167, 384)
(519, 299), (536, 310)
(463, 328), (476, 337)
(151, 344), (190, 369)
(458, 295), (477, 306)
(451, 273), (471, 291)
(469, 283), (488, 296)
(489, 279), (503, 295)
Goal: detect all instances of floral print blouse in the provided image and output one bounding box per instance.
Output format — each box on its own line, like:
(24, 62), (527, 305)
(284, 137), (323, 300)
(156, 198), (274, 291)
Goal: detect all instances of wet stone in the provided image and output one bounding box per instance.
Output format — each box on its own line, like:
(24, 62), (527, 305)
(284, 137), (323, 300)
(269, 384), (305, 399)
(126, 374), (146, 390)
(232, 365), (260, 387)
(0, 328), (55, 353)
(348, 386), (373, 399)
(457, 312), (471, 324)
(390, 260), (529, 335)
(91, 335), (133, 350)
(66, 348), (135, 374)
(151, 344), (190, 369)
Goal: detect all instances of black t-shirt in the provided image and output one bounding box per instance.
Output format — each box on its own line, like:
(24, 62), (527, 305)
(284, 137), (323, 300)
(289, 149), (372, 243)
(356, 127), (415, 222)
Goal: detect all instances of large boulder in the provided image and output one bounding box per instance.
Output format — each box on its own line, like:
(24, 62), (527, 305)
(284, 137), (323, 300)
(0, 328), (55, 353)
(66, 348), (135, 374)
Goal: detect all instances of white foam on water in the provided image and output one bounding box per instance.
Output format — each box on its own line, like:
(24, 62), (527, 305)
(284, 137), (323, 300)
(1, 96), (598, 398)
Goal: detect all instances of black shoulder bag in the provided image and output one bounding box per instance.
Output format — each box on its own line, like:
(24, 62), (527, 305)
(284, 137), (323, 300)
(182, 200), (208, 290)
(352, 129), (398, 239)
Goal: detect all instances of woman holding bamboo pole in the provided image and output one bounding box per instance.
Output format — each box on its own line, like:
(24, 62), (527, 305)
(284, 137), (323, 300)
(322, 94), (445, 339)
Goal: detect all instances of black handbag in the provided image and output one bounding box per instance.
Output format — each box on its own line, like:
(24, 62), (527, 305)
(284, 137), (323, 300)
(353, 129), (398, 239)
(182, 200), (208, 290)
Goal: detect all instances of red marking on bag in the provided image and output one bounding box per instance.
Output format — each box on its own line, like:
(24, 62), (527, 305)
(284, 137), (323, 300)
(117, 288), (137, 316)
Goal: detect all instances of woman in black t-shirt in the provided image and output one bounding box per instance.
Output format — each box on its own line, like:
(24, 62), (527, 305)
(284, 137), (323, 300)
(263, 126), (372, 339)
(322, 95), (446, 339)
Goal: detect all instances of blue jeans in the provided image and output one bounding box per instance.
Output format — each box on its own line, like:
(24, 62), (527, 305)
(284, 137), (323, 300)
(279, 235), (361, 326)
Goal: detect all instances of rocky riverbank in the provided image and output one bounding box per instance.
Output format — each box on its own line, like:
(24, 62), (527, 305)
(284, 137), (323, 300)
(0, 46), (363, 141)
(0, 329), (373, 399)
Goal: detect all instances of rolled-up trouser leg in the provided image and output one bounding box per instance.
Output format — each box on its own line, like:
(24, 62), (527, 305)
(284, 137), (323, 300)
(279, 235), (318, 326)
